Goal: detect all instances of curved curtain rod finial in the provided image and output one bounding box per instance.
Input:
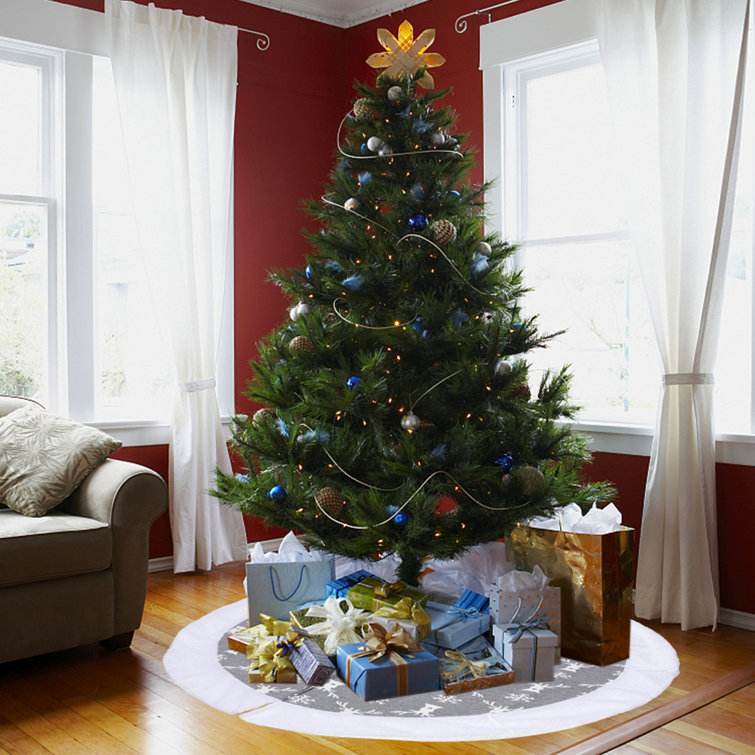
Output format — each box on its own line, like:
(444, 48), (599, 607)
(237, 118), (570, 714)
(455, 0), (520, 34)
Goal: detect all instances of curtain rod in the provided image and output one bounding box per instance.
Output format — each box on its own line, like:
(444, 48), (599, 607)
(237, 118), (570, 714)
(238, 26), (270, 50)
(455, 0), (521, 33)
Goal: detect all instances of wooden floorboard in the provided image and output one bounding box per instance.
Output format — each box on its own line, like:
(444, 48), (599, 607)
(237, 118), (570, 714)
(0, 563), (753, 754)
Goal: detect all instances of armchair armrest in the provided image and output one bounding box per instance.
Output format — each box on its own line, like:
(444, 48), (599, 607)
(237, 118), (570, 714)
(61, 458), (168, 634)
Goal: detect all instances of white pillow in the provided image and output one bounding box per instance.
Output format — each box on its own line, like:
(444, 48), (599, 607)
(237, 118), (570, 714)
(0, 404), (122, 516)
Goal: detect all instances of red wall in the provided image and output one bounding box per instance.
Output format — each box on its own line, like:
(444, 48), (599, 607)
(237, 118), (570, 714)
(52, 0), (754, 617)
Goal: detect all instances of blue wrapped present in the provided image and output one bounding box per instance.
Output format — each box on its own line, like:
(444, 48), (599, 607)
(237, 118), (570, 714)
(455, 589), (490, 614)
(337, 642), (440, 701)
(424, 600), (491, 649)
(325, 569), (375, 599)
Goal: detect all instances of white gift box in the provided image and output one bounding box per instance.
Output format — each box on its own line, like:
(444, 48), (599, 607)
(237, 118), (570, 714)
(492, 623), (558, 683)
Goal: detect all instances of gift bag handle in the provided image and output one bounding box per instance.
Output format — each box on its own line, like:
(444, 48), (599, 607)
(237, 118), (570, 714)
(269, 564), (306, 602)
(510, 593), (545, 624)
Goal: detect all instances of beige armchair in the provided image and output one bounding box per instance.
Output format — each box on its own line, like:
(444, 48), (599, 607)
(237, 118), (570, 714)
(0, 396), (167, 664)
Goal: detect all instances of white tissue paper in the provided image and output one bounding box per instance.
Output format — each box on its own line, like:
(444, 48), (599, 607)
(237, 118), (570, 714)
(526, 502), (622, 535)
(495, 564), (548, 592)
(244, 531), (331, 594)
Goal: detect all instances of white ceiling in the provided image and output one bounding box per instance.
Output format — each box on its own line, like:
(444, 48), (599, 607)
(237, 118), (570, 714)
(238, 0), (429, 28)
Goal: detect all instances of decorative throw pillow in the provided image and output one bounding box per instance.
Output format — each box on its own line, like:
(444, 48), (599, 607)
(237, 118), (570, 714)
(0, 404), (122, 517)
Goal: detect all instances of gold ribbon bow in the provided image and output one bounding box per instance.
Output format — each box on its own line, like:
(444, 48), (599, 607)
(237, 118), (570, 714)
(274, 629), (305, 659)
(373, 579), (406, 599)
(345, 622), (421, 697)
(259, 613), (292, 636)
(247, 637), (295, 682)
(371, 597), (432, 641)
(439, 649), (487, 682)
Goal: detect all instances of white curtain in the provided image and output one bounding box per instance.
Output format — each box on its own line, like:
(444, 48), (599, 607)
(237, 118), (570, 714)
(596, 0), (750, 629)
(105, 0), (248, 572)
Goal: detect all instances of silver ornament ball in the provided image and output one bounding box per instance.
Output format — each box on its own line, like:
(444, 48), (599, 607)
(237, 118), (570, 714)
(431, 131), (446, 146)
(387, 86), (403, 102)
(290, 301), (310, 321)
(477, 241), (492, 257)
(495, 358), (512, 376)
(400, 412), (421, 432)
(367, 136), (384, 152)
(344, 197), (360, 212)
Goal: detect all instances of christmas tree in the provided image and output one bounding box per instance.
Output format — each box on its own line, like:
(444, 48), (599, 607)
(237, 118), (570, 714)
(214, 22), (614, 586)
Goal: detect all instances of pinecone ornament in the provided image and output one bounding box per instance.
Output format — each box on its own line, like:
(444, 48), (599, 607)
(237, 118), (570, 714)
(315, 487), (346, 516)
(517, 466), (545, 496)
(289, 335), (314, 353)
(353, 97), (378, 119)
(430, 219), (457, 245)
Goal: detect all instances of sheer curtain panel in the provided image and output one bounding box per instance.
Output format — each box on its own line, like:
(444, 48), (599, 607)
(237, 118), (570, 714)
(105, 0), (248, 572)
(595, 0), (750, 629)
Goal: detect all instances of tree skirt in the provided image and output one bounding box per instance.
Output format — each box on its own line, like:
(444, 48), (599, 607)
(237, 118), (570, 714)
(163, 599), (679, 741)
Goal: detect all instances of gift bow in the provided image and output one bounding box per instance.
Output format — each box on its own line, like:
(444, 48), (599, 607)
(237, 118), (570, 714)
(371, 596), (432, 640)
(373, 579), (406, 599)
(359, 620), (421, 662)
(274, 628), (305, 658)
(259, 613), (293, 636)
(504, 615), (550, 680)
(439, 649), (488, 682)
(305, 596), (371, 655)
(247, 637), (295, 682)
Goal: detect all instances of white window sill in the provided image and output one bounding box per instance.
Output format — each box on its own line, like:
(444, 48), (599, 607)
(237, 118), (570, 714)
(572, 421), (755, 467)
(89, 416), (234, 447)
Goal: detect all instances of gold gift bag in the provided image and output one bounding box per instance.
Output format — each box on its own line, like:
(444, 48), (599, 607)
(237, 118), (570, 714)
(507, 526), (634, 666)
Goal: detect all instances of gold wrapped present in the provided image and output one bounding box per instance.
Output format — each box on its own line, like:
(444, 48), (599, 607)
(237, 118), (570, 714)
(507, 525), (634, 666)
(370, 596), (432, 642)
(347, 576), (428, 613)
(227, 613), (292, 653)
(247, 637), (298, 683)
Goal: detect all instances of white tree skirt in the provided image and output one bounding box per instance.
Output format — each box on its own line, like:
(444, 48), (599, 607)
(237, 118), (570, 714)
(163, 599), (679, 742)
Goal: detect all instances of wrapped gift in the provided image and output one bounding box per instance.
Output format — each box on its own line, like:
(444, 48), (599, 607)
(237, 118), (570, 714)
(437, 643), (514, 695)
(228, 614), (293, 653)
(489, 566), (561, 662)
(347, 576), (428, 612)
(455, 589), (490, 614)
(369, 596), (432, 642)
(336, 622), (440, 701)
(291, 596), (371, 656)
(424, 601), (491, 649)
(325, 569), (375, 599)
(273, 628), (335, 685)
(492, 620), (558, 682)
(247, 637), (298, 684)
(508, 504), (633, 665)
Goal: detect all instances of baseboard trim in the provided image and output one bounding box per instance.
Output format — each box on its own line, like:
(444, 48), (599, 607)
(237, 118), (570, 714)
(147, 536), (294, 574)
(719, 606), (755, 631)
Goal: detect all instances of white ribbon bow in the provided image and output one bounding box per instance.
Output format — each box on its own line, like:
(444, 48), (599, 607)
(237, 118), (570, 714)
(305, 596), (371, 655)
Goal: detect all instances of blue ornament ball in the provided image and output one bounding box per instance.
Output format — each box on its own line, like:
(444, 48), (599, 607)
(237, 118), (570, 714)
(495, 453), (514, 473)
(269, 485), (287, 501)
(394, 511), (410, 527)
(360, 142), (368, 155)
(408, 213), (428, 231)
(305, 265), (312, 280)
(347, 376), (361, 388)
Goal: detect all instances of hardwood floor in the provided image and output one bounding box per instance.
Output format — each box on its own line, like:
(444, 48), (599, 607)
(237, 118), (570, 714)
(1, 563), (753, 754)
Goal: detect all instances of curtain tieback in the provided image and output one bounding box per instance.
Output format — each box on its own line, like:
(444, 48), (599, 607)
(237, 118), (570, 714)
(179, 378), (217, 392)
(662, 373), (713, 386)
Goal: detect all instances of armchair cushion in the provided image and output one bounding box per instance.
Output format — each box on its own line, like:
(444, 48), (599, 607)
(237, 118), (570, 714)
(0, 404), (121, 517)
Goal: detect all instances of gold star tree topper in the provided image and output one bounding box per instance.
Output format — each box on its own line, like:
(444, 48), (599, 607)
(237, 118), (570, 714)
(366, 20), (446, 89)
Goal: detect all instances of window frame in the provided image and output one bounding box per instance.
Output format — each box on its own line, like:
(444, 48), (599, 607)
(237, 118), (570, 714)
(480, 0), (755, 465)
(1, 0), (236, 446)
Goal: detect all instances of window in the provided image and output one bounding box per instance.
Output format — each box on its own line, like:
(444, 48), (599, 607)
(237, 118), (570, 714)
(0, 0), (234, 442)
(481, 0), (755, 446)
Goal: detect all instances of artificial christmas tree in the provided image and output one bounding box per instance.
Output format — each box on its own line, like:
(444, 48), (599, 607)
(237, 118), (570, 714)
(213, 22), (614, 587)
